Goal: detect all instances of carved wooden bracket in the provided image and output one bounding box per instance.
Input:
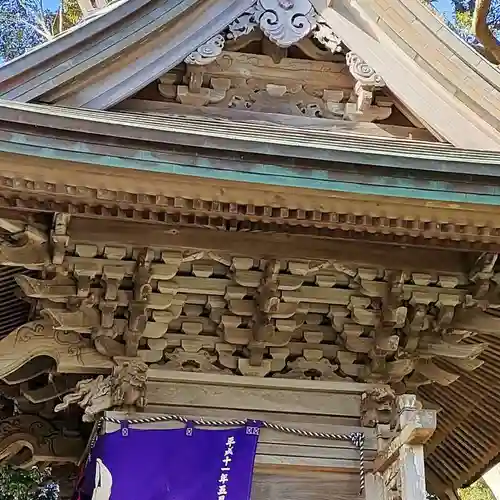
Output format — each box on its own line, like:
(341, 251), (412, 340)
(0, 220), (49, 269)
(0, 415), (84, 468)
(360, 386), (396, 427)
(51, 213), (71, 265)
(124, 250), (153, 357)
(249, 260), (281, 366)
(468, 252), (499, 299)
(54, 358), (148, 421)
(0, 320), (113, 382)
(4, 240), (489, 390)
(346, 52), (385, 115)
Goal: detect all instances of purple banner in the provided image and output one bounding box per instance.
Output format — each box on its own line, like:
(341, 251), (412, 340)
(77, 421), (261, 500)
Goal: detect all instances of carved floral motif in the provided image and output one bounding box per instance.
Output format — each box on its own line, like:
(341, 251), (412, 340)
(184, 35), (225, 65)
(345, 52), (385, 113)
(313, 17), (342, 53)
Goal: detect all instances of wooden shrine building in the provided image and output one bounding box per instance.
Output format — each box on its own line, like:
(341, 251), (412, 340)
(0, 0), (499, 498)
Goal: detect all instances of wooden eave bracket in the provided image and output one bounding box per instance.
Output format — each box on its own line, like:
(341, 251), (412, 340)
(0, 218), (49, 269)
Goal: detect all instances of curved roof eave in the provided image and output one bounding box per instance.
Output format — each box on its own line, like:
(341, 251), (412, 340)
(0, 0), (499, 150)
(1, 99), (500, 175)
(312, 0), (500, 150)
(0, 0), (153, 98)
(0, 0), (256, 107)
(350, 0), (500, 138)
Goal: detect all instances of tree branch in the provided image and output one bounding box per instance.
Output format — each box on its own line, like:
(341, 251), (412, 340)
(473, 0), (500, 63)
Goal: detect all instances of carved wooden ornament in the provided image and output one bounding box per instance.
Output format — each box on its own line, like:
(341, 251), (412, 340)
(252, 0), (316, 48)
(0, 320), (113, 381)
(185, 0), (319, 65)
(0, 415), (84, 468)
(55, 358), (148, 421)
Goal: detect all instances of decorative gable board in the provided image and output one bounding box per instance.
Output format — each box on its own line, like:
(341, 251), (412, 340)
(112, 41), (437, 141)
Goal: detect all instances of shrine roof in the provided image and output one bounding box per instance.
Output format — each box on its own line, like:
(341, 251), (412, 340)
(0, 99), (499, 175)
(0, 0), (500, 494)
(0, 0), (498, 149)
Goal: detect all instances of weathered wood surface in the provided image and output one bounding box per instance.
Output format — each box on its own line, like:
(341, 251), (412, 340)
(251, 471), (363, 500)
(115, 99), (437, 141)
(352, 0), (500, 134)
(0, 0), (497, 151)
(311, 0), (500, 150)
(158, 46), (393, 123)
(103, 407), (372, 487)
(374, 396), (437, 500)
(46, 0), (260, 109)
(0, 320), (113, 380)
(66, 218), (470, 274)
(146, 370), (369, 417)
(0, 217), (488, 398)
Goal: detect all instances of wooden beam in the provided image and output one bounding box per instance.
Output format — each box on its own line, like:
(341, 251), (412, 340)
(374, 411), (437, 473)
(114, 99), (438, 142)
(453, 308), (500, 335)
(67, 217), (469, 273)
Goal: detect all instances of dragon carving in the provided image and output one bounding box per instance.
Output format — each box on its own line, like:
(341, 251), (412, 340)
(55, 359), (148, 422)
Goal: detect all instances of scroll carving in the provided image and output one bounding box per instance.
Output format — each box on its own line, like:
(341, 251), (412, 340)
(346, 52), (385, 114)
(54, 358), (148, 421)
(184, 0), (317, 65)
(0, 320), (113, 381)
(252, 0), (316, 48)
(0, 415), (84, 467)
(184, 35), (225, 65)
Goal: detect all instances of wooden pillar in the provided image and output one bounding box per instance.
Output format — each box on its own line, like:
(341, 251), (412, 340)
(373, 394), (437, 500)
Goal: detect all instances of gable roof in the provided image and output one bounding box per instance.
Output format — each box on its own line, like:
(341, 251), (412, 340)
(0, 0), (256, 107)
(0, 0), (499, 150)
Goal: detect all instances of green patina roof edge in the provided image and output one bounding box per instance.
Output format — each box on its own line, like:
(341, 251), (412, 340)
(3, 131), (500, 206)
(2, 101), (500, 172)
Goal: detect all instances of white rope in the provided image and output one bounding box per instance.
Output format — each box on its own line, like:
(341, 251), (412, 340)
(85, 413), (366, 493)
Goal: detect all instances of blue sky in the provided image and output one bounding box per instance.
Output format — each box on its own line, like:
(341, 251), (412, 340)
(434, 0), (454, 18)
(42, 0), (456, 17)
(44, 0), (61, 10)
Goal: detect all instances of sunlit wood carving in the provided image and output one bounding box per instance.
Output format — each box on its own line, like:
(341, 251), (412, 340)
(54, 358), (148, 421)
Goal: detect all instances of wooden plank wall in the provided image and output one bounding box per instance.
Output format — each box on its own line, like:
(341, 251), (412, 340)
(102, 373), (378, 500)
